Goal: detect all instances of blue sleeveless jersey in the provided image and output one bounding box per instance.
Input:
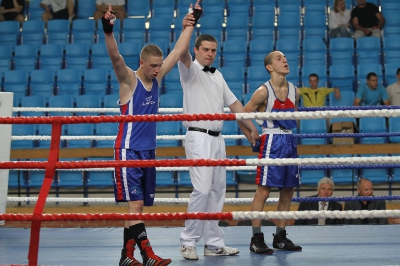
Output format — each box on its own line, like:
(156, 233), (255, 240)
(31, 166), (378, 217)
(257, 81), (297, 130)
(114, 76), (158, 150)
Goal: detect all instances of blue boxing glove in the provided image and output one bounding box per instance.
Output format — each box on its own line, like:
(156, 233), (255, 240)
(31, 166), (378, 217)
(251, 139), (260, 153)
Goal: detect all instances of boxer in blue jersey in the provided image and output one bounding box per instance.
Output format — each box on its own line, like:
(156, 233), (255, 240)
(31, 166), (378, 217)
(103, 2), (200, 265)
(242, 50), (302, 255)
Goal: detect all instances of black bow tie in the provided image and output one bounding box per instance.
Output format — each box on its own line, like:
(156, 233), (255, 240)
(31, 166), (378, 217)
(203, 66), (216, 73)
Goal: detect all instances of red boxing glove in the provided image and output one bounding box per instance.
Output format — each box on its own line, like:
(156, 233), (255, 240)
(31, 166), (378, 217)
(102, 13), (116, 35)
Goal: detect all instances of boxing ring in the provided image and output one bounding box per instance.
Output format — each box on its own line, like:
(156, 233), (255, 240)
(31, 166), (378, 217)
(1, 94), (400, 265)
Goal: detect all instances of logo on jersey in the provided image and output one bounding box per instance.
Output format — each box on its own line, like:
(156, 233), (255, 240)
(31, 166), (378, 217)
(141, 96), (156, 106)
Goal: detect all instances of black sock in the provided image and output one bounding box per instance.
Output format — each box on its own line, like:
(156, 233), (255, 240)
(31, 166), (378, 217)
(129, 223), (147, 251)
(123, 227), (132, 248)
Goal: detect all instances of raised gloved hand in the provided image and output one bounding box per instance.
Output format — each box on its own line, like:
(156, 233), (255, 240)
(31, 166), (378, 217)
(102, 3), (116, 35)
(188, 0), (202, 25)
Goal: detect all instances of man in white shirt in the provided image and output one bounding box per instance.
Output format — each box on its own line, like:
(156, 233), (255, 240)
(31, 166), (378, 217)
(40, 0), (74, 23)
(177, 6), (260, 261)
(386, 68), (400, 106)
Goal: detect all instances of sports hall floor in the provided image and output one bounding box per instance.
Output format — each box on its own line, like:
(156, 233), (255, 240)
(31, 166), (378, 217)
(1, 225), (399, 266)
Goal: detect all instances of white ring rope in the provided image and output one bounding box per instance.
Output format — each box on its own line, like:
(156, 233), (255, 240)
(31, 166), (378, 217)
(12, 108), (400, 119)
(5, 197), (400, 220)
(231, 210), (400, 221)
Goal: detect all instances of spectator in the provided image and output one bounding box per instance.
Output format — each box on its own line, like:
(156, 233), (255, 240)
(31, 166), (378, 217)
(299, 74), (340, 107)
(40, 0), (74, 23)
(354, 72), (390, 106)
(295, 177), (343, 226)
(94, 0), (126, 21)
(329, 0), (352, 38)
(0, 0), (25, 25)
(343, 178), (388, 225)
(351, 0), (385, 40)
(386, 68), (400, 106)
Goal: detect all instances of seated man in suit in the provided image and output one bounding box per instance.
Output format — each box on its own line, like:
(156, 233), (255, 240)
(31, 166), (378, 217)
(295, 177), (343, 225)
(343, 178), (388, 225)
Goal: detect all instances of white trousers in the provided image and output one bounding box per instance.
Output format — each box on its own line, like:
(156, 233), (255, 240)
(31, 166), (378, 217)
(180, 131), (226, 248)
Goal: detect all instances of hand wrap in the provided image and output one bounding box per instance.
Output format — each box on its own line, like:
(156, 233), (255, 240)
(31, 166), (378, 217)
(188, 7), (202, 25)
(102, 13), (116, 35)
(251, 139), (260, 153)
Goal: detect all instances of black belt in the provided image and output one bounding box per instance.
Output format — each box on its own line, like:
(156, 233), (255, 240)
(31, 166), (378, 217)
(188, 127), (220, 137)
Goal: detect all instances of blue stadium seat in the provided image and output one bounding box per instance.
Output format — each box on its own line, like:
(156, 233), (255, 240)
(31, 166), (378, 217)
(330, 154), (354, 185)
(3, 70), (29, 106)
(329, 37), (354, 66)
(355, 37), (381, 65)
(37, 125), (53, 148)
(329, 90), (354, 107)
(301, 64), (328, 87)
(21, 19), (45, 46)
(156, 170), (176, 188)
(20, 95), (46, 116)
(118, 42), (141, 69)
(250, 12), (275, 41)
(57, 159), (84, 188)
(381, 10), (400, 38)
(46, 19), (70, 45)
(359, 154), (389, 184)
(83, 69), (108, 95)
(66, 124), (93, 148)
(219, 66), (245, 98)
(156, 121), (181, 147)
(71, 19), (96, 45)
(248, 37), (274, 67)
(121, 18), (146, 44)
(388, 117), (400, 143)
(177, 170), (193, 187)
(0, 44), (13, 72)
(329, 64), (355, 91)
(147, 17), (173, 43)
(299, 155), (327, 186)
(65, 43), (90, 70)
(359, 117), (386, 144)
(126, 0), (150, 17)
(299, 119), (327, 145)
(8, 170), (28, 189)
(225, 15), (250, 41)
(13, 44), (38, 71)
(0, 21), (20, 46)
(28, 0), (44, 20)
(221, 39), (248, 67)
(385, 63), (399, 87)
(247, 66), (268, 93)
(29, 69), (55, 97)
(102, 93), (120, 115)
(109, 71), (119, 94)
(302, 12), (327, 40)
(56, 69), (82, 96)
(11, 124), (36, 149)
(38, 43), (64, 70)
(152, 0), (175, 18)
(222, 120), (239, 146)
(76, 0), (97, 19)
(47, 95), (74, 116)
(383, 36), (400, 65)
(86, 157), (114, 188)
(302, 38), (328, 66)
(276, 3), (301, 40)
(95, 123), (117, 147)
(90, 43), (112, 70)
(75, 94), (102, 116)
(163, 67), (181, 94)
(159, 93), (183, 108)
(201, 0), (226, 17)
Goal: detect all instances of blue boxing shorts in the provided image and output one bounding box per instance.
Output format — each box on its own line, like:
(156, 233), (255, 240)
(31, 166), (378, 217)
(255, 131), (300, 188)
(114, 148), (156, 206)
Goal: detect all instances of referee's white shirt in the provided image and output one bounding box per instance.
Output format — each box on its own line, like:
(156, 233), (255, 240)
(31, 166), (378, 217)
(178, 59), (237, 131)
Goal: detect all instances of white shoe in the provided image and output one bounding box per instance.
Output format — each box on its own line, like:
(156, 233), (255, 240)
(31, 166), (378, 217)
(204, 245), (240, 256)
(179, 245), (199, 260)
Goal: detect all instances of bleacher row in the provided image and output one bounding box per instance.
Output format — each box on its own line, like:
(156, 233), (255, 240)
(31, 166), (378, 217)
(5, 0), (400, 195)
(2, 0), (400, 105)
